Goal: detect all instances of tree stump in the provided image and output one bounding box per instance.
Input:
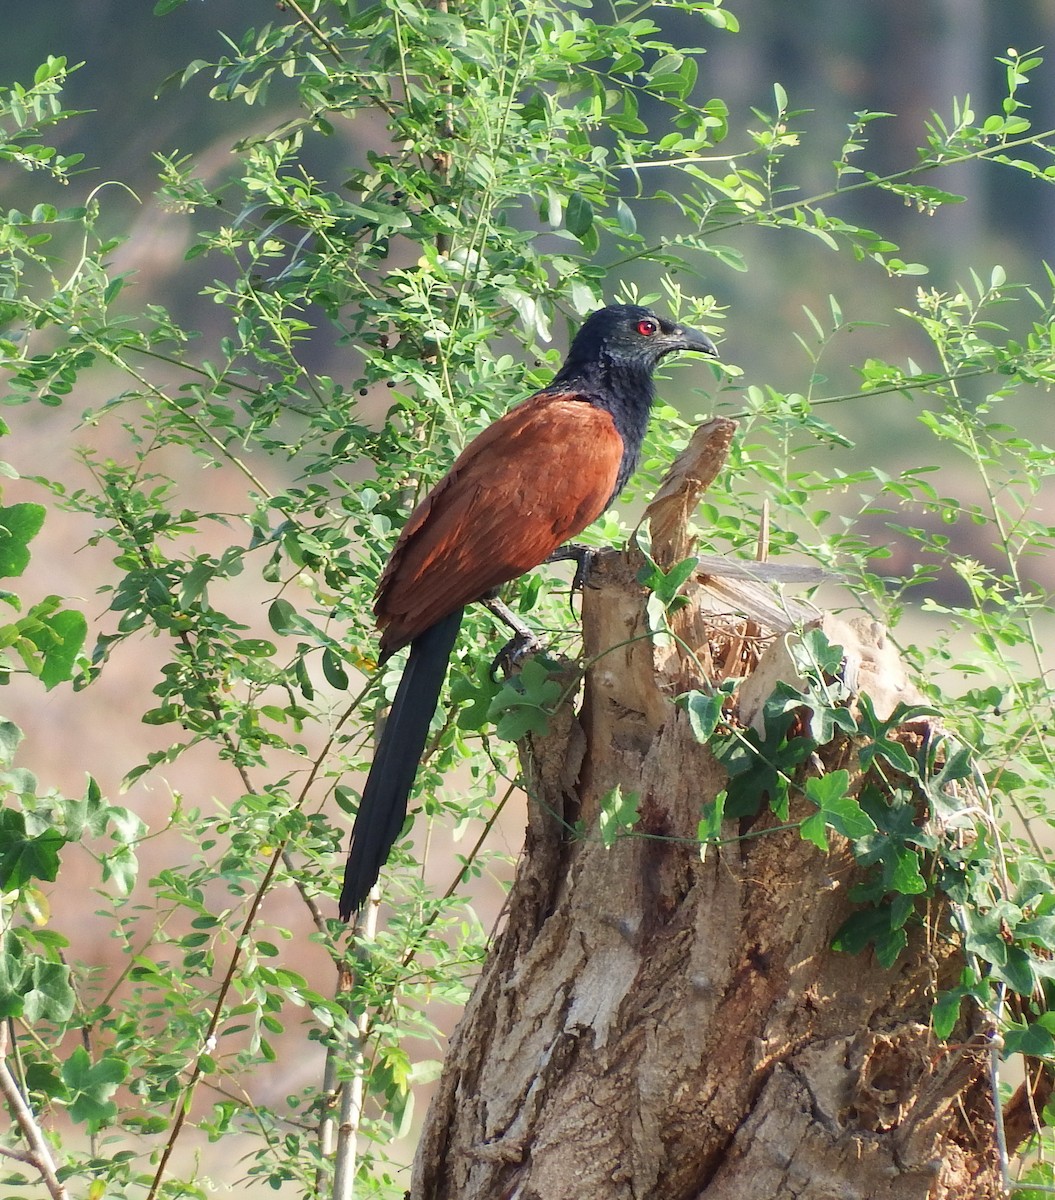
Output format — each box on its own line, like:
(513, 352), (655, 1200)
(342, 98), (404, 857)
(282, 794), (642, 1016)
(410, 421), (1001, 1200)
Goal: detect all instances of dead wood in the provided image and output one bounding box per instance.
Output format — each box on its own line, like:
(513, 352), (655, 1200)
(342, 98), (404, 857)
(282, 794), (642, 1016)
(410, 422), (1001, 1200)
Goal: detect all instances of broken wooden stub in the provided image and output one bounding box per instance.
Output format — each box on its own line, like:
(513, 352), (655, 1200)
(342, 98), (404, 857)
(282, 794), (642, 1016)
(411, 419), (1000, 1200)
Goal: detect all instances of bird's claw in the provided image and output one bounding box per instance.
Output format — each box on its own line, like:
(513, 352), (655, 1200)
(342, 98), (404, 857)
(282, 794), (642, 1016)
(544, 543), (599, 612)
(569, 546), (598, 592)
(490, 631), (543, 681)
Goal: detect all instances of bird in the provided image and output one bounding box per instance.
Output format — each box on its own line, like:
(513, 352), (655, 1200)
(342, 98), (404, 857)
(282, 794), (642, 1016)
(339, 303), (718, 919)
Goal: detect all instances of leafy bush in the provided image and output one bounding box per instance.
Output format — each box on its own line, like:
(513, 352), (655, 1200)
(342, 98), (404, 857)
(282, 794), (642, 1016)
(2, 7), (1055, 1196)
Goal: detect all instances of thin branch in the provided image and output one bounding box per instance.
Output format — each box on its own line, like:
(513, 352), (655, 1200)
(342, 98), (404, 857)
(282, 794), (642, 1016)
(606, 126), (1055, 269)
(332, 897), (379, 1200)
(284, 0), (345, 62)
(148, 672), (377, 1197)
(147, 838), (291, 1199)
(0, 1022), (69, 1200)
(90, 342), (276, 502)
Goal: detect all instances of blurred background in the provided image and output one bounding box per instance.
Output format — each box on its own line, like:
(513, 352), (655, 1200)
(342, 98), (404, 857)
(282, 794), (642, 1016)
(4, 1), (1053, 369)
(2, 0), (1054, 1190)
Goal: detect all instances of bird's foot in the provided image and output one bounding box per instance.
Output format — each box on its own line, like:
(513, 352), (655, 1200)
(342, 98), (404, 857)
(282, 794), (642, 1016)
(544, 543), (599, 611)
(489, 630), (543, 680)
(482, 597), (543, 679)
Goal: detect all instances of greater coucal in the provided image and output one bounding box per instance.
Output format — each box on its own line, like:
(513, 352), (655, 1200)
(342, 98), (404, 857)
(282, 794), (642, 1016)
(339, 303), (717, 918)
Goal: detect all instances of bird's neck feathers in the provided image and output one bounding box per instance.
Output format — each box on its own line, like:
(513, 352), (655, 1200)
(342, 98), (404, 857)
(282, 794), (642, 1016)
(551, 348), (656, 497)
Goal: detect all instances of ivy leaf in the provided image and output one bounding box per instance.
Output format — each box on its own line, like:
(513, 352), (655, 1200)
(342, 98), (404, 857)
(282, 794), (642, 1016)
(931, 988), (964, 1040)
(451, 670), (501, 732)
(0, 931), (26, 1019)
(698, 790), (726, 844)
(101, 844), (139, 896)
(22, 958), (76, 1026)
(1003, 1019), (1055, 1058)
(832, 903), (908, 967)
(637, 554), (698, 607)
(923, 741), (977, 819)
(853, 788), (930, 895)
(0, 503), (45, 578)
(681, 690), (722, 744)
(807, 773), (877, 841)
(0, 719), (22, 767)
(800, 810), (828, 850)
(487, 658), (562, 741)
(962, 906), (1036, 996)
(792, 627), (845, 677)
(598, 786), (640, 848)
(806, 700), (858, 746)
(29, 606), (87, 689)
(713, 707), (811, 823)
(1014, 1163), (1055, 1200)
(0, 809), (66, 889)
(61, 1047), (129, 1132)
(887, 844), (927, 895)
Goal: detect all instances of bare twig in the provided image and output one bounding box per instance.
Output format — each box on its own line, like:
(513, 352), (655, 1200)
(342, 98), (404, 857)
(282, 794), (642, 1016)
(0, 1021), (69, 1200)
(332, 896), (380, 1200)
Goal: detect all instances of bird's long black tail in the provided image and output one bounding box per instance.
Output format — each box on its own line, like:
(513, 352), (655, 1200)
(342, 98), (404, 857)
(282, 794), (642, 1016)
(339, 608), (464, 919)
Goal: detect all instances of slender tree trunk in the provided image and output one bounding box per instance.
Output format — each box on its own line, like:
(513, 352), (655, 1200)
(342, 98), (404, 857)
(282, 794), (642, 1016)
(411, 425), (1002, 1200)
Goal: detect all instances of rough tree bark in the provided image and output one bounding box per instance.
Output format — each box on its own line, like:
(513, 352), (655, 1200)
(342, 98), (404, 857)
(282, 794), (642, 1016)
(411, 421), (1005, 1200)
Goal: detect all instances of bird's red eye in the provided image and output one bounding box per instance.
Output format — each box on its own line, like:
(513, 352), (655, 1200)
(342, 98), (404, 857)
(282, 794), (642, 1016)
(637, 319), (658, 336)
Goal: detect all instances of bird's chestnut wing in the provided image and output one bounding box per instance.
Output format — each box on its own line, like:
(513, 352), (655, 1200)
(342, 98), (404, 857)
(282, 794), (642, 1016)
(375, 393), (623, 655)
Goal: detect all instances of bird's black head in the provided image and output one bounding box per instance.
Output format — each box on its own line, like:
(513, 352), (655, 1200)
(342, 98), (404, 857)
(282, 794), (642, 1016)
(561, 304), (717, 377)
(551, 303), (719, 502)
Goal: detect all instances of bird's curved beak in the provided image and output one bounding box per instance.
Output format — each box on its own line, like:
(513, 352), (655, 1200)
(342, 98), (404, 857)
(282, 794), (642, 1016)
(669, 323), (719, 358)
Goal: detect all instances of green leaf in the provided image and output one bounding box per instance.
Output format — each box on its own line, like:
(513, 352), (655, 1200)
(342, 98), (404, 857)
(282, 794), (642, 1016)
(804, 772), (877, 841)
(637, 554), (698, 607)
(61, 1046), (128, 1132)
(0, 809), (65, 888)
(0, 503), (45, 578)
(565, 192), (594, 240)
(1002, 1020), (1055, 1058)
(322, 647), (349, 690)
(931, 988), (963, 1040)
(33, 607), (87, 689)
(231, 638), (276, 658)
(22, 959), (75, 1026)
(487, 658), (562, 741)
(268, 598), (297, 634)
(1014, 1162), (1055, 1200)
(451, 670), (501, 732)
(804, 771), (849, 809)
(101, 844), (139, 896)
(888, 844), (927, 894)
(793, 627), (845, 677)
(832, 904), (907, 966)
(800, 809), (828, 850)
(0, 719), (23, 767)
(0, 931), (26, 1019)
(698, 790), (726, 843)
(682, 690), (722, 744)
(598, 786), (640, 848)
